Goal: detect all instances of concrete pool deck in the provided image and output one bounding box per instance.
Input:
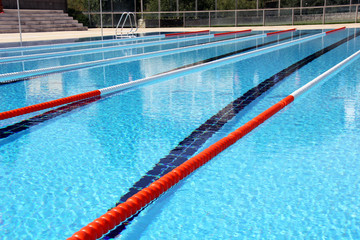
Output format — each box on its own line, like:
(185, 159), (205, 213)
(0, 23), (359, 44)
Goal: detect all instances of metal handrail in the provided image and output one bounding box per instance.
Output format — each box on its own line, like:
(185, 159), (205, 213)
(115, 12), (138, 38)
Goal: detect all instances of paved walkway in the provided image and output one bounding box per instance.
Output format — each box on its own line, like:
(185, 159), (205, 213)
(0, 23), (359, 43)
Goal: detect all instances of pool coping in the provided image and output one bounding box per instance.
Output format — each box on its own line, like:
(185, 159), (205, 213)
(0, 23), (359, 43)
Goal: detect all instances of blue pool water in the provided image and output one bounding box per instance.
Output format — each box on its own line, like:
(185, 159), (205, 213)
(0, 29), (360, 239)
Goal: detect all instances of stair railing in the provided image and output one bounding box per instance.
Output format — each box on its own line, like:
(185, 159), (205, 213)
(115, 12), (138, 39)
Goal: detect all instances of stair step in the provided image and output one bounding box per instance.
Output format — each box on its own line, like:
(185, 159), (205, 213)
(2, 9), (65, 14)
(0, 23), (84, 29)
(0, 15), (73, 20)
(0, 9), (88, 33)
(0, 27), (88, 33)
(0, 20), (79, 24)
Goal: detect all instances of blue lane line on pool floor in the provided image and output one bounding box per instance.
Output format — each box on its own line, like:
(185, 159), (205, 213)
(104, 30), (360, 239)
(0, 33), (305, 141)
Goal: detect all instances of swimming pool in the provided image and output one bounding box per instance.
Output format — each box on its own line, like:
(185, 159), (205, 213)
(1, 28), (360, 239)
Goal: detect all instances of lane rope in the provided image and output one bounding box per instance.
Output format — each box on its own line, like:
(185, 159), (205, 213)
(214, 29), (252, 37)
(0, 32), (310, 143)
(1, 29), (249, 54)
(0, 29), (254, 82)
(266, 28), (296, 36)
(0, 29), (278, 64)
(165, 30), (210, 37)
(1, 28), (346, 121)
(68, 34), (359, 240)
(0, 35), (167, 53)
(1, 30), (217, 56)
(291, 47), (360, 98)
(0, 34), (217, 64)
(325, 26), (346, 35)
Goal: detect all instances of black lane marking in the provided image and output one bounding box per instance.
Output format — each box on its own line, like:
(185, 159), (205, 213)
(0, 32), (298, 86)
(0, 33), (304, 140)
(104, 30), (360, 239)
(0, 96), (101, 142)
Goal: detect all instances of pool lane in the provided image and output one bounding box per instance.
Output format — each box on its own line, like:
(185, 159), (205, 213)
(1, 29), (344, 122)
(0, 36), (163, 58)
(0, 33), (195, 58)
(0, 32), (307, 140)
(0, 32), (305, 85)
(0, 32), (256, 76)
(104, 29), (360, 239)
(0, 28), (355, 239)
(0, 30), (309, 118)
(0, 30), (211, 55)
(0, 30), (295, 77)
(0, 32), (284, 82)
(0, 34), (236, 64)
(0, 28), (358, 240)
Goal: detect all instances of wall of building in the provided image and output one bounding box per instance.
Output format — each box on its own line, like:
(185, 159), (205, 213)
(2, 0), (67, 11)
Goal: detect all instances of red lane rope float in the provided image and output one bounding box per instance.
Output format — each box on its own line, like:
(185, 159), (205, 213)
(0, 90), (101, 120)
(214, 29), (252, 37)
(67, 95), (294, 240)
(165, 30), (210, 37)
(266, 28), (296, 36)
(325, 26), (346, 34)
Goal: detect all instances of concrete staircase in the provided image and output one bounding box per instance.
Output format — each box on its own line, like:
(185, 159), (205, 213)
(0, 9), (88, 33)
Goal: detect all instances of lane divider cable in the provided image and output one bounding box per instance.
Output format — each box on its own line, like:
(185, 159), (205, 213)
(0, 30), (213, 55)
(165, 30), (210, 37)
(0, 35), (167, 53)
(0, 29), (254, 82)
(0, 33), (218, 63)
(266, 28), (296, 36)
(3, 28), (304, 83)
(0, 28), (346, 121)
(68, 42), (360, 240)
(0, 28), (297, 64)
(2, 29), (250, 54)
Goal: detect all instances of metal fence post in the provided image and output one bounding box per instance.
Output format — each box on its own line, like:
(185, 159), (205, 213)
(322, 6), (326, 24)
(111, 0), (114, 28)
(356, 4), (358, 23)
(235, 10), (237, 26)
(278, 0), (281, 17)
(263, 9), (265, 26)
(292, 8), (294, 25)
(88, 0), (91, 26)
(16, 0), (22, 46)
(158, 0), (161, 28)
(99, 0), (103, 40)
(209, 11), (211, 27)
(183, 12), (185, 27)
